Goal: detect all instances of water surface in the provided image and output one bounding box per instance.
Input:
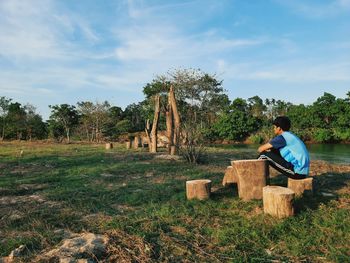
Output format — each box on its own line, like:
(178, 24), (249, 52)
(213, 143), (350, 164)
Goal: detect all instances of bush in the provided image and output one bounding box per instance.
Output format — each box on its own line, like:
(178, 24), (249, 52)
(313, 128), (333, 143)
(248, 134), (264, 144)
(332, 128), (350, 142)
(116, 120), (132, 134)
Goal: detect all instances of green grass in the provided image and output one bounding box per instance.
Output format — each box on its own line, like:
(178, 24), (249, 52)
(0, 141), (349, 262)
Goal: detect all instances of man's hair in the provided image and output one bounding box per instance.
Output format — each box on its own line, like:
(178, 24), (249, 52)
(273, 116), (291, 131)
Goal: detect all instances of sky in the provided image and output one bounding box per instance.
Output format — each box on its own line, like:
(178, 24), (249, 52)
(0, 0), (350, 120)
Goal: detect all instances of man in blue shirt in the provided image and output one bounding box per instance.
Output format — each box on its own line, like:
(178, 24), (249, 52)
(258, 116), (310, 179)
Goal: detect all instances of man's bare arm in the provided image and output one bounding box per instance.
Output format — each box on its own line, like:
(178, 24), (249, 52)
(258, 143), (273, 153)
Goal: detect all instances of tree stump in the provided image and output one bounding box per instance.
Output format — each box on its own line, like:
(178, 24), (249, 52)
(263, 186), (295, 218)
(186, 179), (211, 200)
(170, 145), (176, 155)
(222, 166), (237, 186)
(133, 136), (141, 149)
(288, 177), (313, 196)
(232, 159), (269, 201)
(126, 141), (131, 149)
(105, 143), (113, 150)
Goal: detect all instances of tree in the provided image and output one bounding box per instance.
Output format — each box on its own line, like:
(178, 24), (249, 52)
(0, 97), (12, 140)
(6, 102), (26, 140)
(310, 92), (337, 128)
(157, 68), (226, 162)
(248, 96), (266, 118)
(49, 104), (79, 143)
(213, 98), (259, 141)
(145, 95), (160, 153)
(24, 104), (47, 140)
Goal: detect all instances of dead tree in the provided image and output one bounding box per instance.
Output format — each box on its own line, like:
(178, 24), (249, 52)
(168, 85), (180, 155)
(166, 92), (173, 153)
(145, 95), (160, 153)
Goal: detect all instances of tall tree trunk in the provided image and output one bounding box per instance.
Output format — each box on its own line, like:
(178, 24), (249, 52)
(166, 95), (173, 153)
(1, 123), (5, 141)
(145, 119), (151, 149)
(66, 128), (70, 143)
(150, 95), (160, 153)
(169, 85), (180, 154)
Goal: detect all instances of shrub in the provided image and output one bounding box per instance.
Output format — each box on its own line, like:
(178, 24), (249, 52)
(248, 134), (264, 144)
(332, 128), (350, 142)
(313, 128), (333, 143)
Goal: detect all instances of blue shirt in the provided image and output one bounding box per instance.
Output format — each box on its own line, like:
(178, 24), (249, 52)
(270, 135), (286, 149)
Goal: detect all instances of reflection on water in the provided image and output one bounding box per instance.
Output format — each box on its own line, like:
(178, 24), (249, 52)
(307, 144), (350, 164)
(212, 143), (350, 164)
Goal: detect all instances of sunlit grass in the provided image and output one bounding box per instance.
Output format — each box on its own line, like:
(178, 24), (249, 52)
(0, 141), (349, 261)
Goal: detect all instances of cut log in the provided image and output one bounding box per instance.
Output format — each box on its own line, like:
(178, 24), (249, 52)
(288, 177), (313, 196)
(263, 186), (295, 218)
(232, 159), (269, 201)
(133, 136), (141, 149)
(105, 143), (113, 150)
(126, 141), (131, 149)
(222, 166), (237, 186)
(186, 179), (211, 200)
(170, 145), (176, 156)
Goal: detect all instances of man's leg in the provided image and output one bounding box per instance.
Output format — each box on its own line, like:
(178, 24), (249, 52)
(258, 149), (305, 179)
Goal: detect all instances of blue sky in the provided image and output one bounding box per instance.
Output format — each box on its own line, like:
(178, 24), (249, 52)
(0, 0), (350, 120)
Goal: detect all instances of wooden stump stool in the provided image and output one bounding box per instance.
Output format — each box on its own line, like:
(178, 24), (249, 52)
(170, 145), (176, 155)
(222, 166), (238, 186)
(105, 143), (113, 150)
(186, 179), (211, 200)
(134, 136), (141, 149)
(232, 159), (269, 201)
(288, 177), (313, 196)
(126, 141), (131, 149)
(263, 186), (295, 218)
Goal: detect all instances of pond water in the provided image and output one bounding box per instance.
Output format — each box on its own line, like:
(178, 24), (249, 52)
(214, 143), (350, 164)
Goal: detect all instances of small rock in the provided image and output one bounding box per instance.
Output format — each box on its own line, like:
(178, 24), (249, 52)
(321, 192), (336, 197)
(8, 244), (27, 258)
(38, 233), (108, 262)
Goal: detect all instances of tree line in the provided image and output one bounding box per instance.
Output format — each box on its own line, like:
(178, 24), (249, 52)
(1, 68), (349, 145)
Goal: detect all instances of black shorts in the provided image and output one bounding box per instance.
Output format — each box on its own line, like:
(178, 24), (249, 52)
(258, 149), (306, 180)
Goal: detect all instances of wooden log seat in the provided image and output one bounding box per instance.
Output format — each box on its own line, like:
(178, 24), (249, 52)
(186, 179), (211, 200)
(134, 136), (141, 149)
(263, 186), (295, 218)
(222, 166), (238, 186)
(105, 143), (113, 150)
(232, 159), (269, 201)
(288, 177), (313, 197)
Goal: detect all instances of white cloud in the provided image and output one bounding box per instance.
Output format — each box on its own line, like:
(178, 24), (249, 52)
(222, 60), (350, 82)
(275, 0), (350, 18)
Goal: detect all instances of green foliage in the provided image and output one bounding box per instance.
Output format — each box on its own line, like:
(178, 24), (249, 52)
(49, 104), (79, 143)
(115, 119), (132, 133)
(213, 98), (260, 141)
(313, 128), (333, 143)
(248, 134), (264, 144)
(332, 128), (350, 142)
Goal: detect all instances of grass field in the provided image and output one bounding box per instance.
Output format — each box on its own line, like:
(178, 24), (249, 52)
(0, 142), (349, 262)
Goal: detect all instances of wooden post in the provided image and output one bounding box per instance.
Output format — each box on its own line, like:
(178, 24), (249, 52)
(105, 143), (113, 150)
(169, 85), (180, 153)
(186, 179), (211, 200)
(133, 136), (141, 149)
(170, 145), (176, 156)
(288, 178), (313, 197)
(232, 159), (269, 201)
(222, 166), (238, 186)
(126, 141), (131, 149)
(263, 186), (295, 218)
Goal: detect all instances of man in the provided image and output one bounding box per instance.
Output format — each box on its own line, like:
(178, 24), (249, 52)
(258, 116), (310, 179)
